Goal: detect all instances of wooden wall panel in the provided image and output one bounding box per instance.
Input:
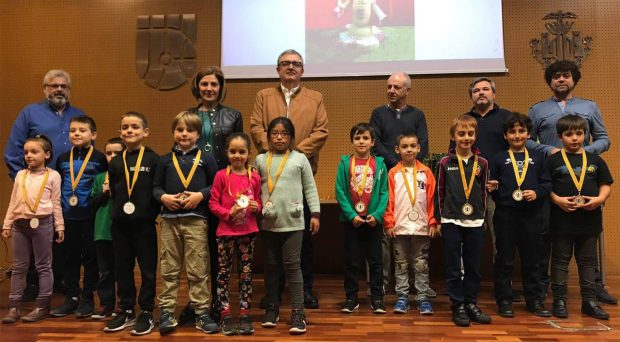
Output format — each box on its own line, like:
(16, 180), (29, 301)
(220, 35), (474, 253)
(1, 0), (620, 273)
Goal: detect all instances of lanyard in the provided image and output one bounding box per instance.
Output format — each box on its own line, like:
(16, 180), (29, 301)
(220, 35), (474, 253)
(561, 149), (587, 194)
(350, 156), (371, 199)
(21, 169), (49, 213)
(508, 149), (529, 189)
(172, 149), (201, 190)
(226, 166), (252, 197)
(266, 150), (290, 195)
(69, 146), (93, 193)
(457, 154), (479, 202)
(122, 146), (145, 199)
(400, 164), (418, 208)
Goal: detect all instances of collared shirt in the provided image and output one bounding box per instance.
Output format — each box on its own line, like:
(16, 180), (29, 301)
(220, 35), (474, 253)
(526, 96), (610, 155)
(280, 84), (300, 115)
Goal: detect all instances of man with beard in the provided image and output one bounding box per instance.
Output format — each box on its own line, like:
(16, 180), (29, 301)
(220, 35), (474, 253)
(4, 69), (84, 300)
(369, 72), (429, 297)
(526, 60), (614, 305)
(251, 49), (328, 309)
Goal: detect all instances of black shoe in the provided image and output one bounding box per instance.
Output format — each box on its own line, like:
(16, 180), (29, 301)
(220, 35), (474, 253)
(512, 289), (522, 302)
(552, 299), (568, 318)
(220, 315), (238, 336)
(497, 300), (514, 318)
(75, 298), (94, 318)
(178, 302), (195, 326)
(526, 300), (551, 317)
(596, 284), (618, 305)
(289, 309), (306, 335)
(341, 297), (359, 313)
(261, 304), (279, 328)
(304, 291), (319, 309)
(104, 309), (136, 332)
(581, 301), (609, 320)
(195, 312), (218, 334)
(50, 296), (79, 317)
(451, 304), (470, 327)
(370, 298), (386, 314)
(238, 314), (254, 335)
(131, 310), (154, 336)
(465, 303), (491, 324)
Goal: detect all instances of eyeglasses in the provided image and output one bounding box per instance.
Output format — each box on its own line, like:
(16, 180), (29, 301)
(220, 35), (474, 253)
(278, 61), (303, 68)
(270, 131), (290, 138)
(45, 84), (70, 90)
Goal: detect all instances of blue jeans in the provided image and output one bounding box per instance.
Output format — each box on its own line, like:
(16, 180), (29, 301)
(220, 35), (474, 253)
(442, 222), (485, 306)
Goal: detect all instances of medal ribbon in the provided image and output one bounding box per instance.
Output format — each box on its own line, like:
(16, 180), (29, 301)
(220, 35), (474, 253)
(457, 154), (479, 202)
(122, 146), (145, 199)
(508, 149), (529, 189)
(70, 146), (93, 193)
(21, 169), (49, 213)
(560, 149), (587, 194)
(400, 164), (418, 209)
(350, 156), (371, 199)
(266, 150), (290, 195)
(226, 165), (252, 197)
(172, 149), (202, 190)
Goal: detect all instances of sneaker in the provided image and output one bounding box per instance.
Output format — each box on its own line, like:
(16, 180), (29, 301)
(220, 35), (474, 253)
(50, 296), (79, 317)
(393, 297), (409, 314)
(238, 314), (254, 335)
(130, 310), (154, 336)
(370, 298), (386, 314)
(261, 305), (279, 328)
(158, 310), (178, 336)
(92, 306), (114, 320)
(419, 300), (434, 315)
(195, 312), (218, 334)
(220, 315), (238, 336)
(75, 298), (94, 318)
(341, 297), (359, 313)
(104, 309), (136, 332)
(289, 309), (306, 335)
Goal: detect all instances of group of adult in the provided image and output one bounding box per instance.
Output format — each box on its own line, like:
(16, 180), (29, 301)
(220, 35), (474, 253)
(4, 53), (615, 312)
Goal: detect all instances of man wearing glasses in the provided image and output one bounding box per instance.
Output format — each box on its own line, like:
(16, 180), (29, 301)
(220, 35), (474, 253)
(5, 69), (84, 180)
(4, 69), (84, 301)
(250, 49), (329, 309)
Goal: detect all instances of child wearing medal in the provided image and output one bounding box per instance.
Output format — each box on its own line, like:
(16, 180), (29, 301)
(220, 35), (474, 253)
(208, 132), (261, 335)
(384, 133), (437, 316)
(546, 114), (612, 320)
(254, 117), (320, 335)
(89, 137), (125, 319)
(437, 114), (490, 327)
(106, 112), (160, 335)
(335, 123), (388, 314)
(51, 116), (107, 318)
(487, 113), (552, 318)
(152, 111), (219, 335)
(2, 135), (64, 323)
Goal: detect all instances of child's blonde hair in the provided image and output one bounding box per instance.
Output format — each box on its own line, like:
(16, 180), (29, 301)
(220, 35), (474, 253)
(171, 111), (202, 134)
(449, 114), (478, 137)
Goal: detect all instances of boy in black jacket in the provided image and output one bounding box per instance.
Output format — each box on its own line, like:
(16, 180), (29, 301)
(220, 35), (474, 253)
(104, 112), (160, 336)
(488, 112), (552, 318)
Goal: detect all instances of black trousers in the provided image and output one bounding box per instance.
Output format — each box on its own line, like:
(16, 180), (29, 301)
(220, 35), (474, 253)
(493, 205), (545, 303)
(343, 221), (383, 299)
(64, 218), (99, 299)
(111, 219), (157, 311)
(96, 240), (116, 308)
(551, 233), (598, 302)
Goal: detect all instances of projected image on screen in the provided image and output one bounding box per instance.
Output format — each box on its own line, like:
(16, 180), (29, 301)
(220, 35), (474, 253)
(305, 0), (414, 63)
(221, 0), (506, 79)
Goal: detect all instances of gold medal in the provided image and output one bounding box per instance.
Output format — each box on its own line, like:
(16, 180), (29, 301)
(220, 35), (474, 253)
(354, 201), (366, 213)
(69, 146), (94, 207)
(462, 203), (474, 216)
(236, 194), (250, 208)
(21, 169), (49, 221)
(123, 201), (136, 215)
(69, 194), (79, 207)
(560, 149), (587, 205)
(512, 189), (523, 202)
(457, 154), (479, 216)
(264, 201), (273, 208)
(122, 146), (145, 210)
(508, 149), (529, 202)
(574, 195), (586, 205)
(400, 164), (419, 221)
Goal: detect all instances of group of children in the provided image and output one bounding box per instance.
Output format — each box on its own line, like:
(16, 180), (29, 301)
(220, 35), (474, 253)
(0, 108), (612, 336)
